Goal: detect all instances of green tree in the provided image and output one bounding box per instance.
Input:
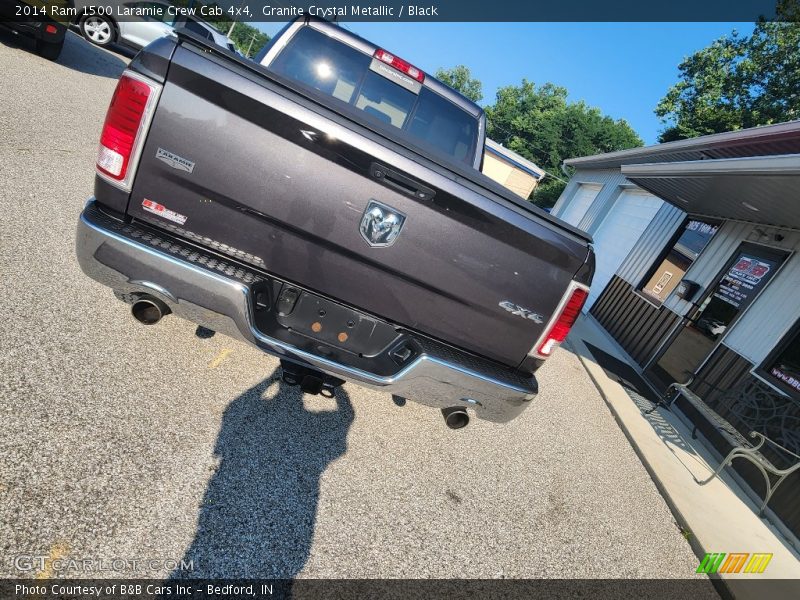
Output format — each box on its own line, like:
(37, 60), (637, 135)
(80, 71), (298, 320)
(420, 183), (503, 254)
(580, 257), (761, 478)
(435, 65), (483, 103)
(656, 2), (800, 142)
(485, 80), (642, 207)
(171, 1), (270, 57)
(223, 22), (270, 57)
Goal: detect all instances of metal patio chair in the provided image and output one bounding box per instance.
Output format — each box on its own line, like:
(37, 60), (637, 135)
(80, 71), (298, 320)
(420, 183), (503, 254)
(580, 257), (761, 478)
(662, 376), (800, 516)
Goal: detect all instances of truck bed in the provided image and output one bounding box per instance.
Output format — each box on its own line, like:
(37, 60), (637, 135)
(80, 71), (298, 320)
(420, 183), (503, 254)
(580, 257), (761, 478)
(111, 31), (593, 370)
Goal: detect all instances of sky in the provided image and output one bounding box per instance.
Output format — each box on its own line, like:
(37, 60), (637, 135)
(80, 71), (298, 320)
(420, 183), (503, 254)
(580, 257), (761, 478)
(255, 21), (755, 145)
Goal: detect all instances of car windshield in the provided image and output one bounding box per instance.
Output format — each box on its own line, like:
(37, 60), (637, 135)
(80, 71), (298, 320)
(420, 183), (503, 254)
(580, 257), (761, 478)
(268, 26), (479, 165)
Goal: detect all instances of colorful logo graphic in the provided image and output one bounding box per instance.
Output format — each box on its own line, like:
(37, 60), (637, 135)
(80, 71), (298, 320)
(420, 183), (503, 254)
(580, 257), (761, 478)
(696, 552), (772, 574)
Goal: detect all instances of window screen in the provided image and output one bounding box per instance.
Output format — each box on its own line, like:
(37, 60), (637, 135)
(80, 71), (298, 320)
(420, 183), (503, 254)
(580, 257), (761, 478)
(269, 26), (479, 165)
(408, 88), (477, 164)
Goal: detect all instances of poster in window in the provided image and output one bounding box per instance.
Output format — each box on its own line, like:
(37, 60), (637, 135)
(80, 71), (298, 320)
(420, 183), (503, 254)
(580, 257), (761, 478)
(713, 252), (777, 311)
(652, 271), (673, 295)
(765, 325), (800, 396)
(770, 367), (800, 392)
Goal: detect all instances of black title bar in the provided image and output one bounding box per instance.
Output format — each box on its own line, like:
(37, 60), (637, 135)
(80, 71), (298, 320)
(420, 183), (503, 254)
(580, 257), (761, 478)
(4, 578), (800, 600)
(10, 0), (793, 23)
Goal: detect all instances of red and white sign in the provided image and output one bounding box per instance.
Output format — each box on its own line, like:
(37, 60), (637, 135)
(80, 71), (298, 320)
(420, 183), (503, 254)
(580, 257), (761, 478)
(142, 198), (187, 225)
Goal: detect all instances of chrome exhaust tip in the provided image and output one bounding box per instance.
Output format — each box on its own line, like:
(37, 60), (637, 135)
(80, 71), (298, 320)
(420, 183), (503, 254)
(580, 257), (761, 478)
(441, 406), (470, 430)
(131, 296), (170, 325)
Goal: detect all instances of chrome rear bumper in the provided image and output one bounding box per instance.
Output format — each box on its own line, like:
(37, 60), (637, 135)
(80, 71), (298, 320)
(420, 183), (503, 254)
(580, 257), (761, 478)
(76, 200), (537, 423)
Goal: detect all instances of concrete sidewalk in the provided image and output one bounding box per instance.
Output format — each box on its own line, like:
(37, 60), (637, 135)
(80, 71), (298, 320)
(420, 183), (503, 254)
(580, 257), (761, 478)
(567, 314), (800, 598)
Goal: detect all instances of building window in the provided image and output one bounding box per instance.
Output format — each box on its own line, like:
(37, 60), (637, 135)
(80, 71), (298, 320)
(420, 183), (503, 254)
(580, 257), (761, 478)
(760, 323), (800, 398)
(639, 219), (719, 304)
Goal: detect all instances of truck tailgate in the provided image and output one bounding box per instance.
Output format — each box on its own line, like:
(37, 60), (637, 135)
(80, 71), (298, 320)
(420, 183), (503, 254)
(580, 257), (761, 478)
(125, 44), (590, 368)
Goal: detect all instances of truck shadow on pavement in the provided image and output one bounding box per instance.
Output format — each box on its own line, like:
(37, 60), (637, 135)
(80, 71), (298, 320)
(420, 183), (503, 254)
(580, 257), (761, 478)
(173, 368), (354, 578)
(57, 32), (128, 79)
(0, 29), (127, 79)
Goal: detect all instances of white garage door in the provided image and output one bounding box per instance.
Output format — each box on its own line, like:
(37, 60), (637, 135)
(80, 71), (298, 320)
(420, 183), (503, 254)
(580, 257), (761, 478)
(585, 189), (663, 310)
(558, 183), (602, 228)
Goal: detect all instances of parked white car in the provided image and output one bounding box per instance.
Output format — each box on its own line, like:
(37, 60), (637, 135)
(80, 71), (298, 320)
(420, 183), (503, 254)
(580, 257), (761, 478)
(75, 1), (236, 52)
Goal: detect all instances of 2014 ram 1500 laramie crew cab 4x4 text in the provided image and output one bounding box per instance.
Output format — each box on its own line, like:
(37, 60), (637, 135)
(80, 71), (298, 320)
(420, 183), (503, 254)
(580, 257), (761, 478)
(76, 17), (594, 428)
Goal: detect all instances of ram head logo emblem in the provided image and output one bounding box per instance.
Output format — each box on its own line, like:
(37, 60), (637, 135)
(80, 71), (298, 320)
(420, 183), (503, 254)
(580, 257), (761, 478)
(360, 200), (406, 247)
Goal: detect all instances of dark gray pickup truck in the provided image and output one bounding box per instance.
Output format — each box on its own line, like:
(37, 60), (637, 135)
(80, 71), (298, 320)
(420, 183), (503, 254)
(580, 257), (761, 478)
(76, 17), (594, 428)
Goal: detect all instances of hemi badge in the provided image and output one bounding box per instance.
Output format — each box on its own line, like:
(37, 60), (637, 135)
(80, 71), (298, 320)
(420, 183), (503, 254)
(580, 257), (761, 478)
(156, 148), (195, 173)
(142, 198), (187, 225)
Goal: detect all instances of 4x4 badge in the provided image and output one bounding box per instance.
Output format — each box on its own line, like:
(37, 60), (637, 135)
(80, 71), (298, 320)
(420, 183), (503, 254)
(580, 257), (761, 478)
(499, 301), (544, 324)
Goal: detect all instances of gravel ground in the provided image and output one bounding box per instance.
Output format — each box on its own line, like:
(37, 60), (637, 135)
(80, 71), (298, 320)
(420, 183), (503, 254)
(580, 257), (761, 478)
(0, 30), (711, 583)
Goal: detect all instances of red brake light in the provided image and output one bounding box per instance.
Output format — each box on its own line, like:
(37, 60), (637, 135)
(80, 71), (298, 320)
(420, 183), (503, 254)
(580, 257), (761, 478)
(374, 49), (425, 83)
(96, 72), (159, 188)
(535, 284), (589, 357)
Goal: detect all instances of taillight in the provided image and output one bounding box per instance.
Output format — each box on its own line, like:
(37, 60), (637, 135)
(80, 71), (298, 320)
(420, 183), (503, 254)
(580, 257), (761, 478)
(96, 70), (161, 190)
(533, 283), (589, 358)
(374, 49), (425, 83)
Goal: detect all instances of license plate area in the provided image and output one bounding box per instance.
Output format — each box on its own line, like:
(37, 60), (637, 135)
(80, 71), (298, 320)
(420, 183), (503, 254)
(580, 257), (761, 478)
(274, 287), (401, 358)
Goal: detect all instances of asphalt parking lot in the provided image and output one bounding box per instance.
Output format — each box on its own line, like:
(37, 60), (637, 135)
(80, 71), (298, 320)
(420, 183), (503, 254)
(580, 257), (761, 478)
(0, 30), (711, 581)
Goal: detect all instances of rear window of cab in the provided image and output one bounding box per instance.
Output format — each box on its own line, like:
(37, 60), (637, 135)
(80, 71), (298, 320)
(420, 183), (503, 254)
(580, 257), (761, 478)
(267, 26), (479, 165)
